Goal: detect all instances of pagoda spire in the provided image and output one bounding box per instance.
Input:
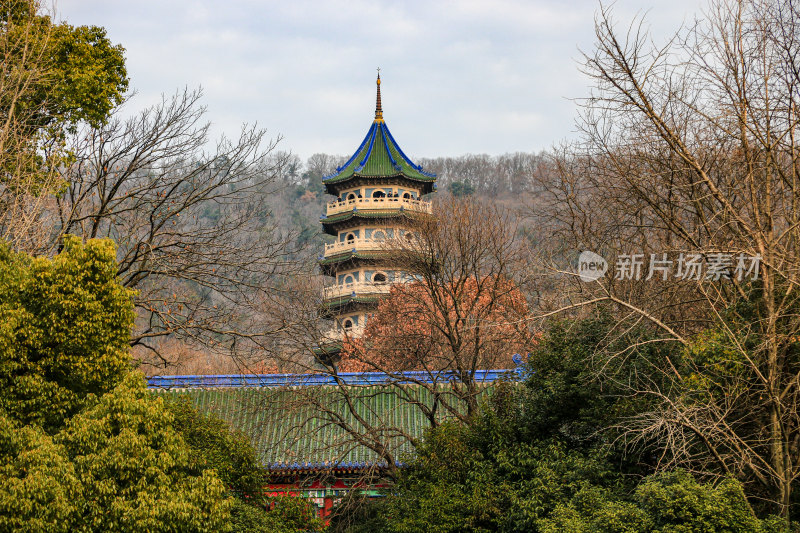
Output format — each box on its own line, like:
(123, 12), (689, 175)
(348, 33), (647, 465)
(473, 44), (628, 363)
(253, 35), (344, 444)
(375, 69), (383, 122)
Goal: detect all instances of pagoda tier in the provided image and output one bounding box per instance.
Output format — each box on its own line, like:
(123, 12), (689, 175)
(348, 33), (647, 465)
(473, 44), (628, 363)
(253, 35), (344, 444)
(320, 206), (430, 236)
(321, 293), (386, 316)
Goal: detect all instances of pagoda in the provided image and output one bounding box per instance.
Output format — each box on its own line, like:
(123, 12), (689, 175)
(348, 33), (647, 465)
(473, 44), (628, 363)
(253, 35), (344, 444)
(319, 73), (436, 341)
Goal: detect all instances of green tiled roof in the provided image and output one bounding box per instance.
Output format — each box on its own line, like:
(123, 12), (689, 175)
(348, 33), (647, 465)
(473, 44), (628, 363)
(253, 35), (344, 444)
(318, 250), (389, 266)
(322, 77), (435, 195)
(322, 121), (435, 188)
(321, 294), (381, 310)
(321, 209), (427, 236)
(154, 384), (485, 469)
(321, 209), (406, 224)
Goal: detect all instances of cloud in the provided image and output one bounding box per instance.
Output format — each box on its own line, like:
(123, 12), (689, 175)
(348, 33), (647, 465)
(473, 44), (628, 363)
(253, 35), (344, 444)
(58, 0), (707, 160)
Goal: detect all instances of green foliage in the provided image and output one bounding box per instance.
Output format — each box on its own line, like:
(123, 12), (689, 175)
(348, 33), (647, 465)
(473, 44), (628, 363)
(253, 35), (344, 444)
(0, 372), (232, 532)
(335, 315), (791, 532)
(230, 496), (324, 533)
(2, 0), (128, 132)
(664, 294), (800, 514)
(167, 399), (325, 532)
(230, 499), (276, 533)
(0, 413), (82, 532)
(0, 0), (127, 196)
(0, 237), (236, 531)
(522, 316), (619, 445)
(47, 22), (128, 129)
(541, 470), (788, 533)
(0, 236), (135, 431)
(265, 496), (325, 532)
(348, 414), (620, 533)
(540, 486), (651, 533)
(637, 471), (762, 531)
(354, 396), (787, 533)
(680, 328), (756, 407)
(447, 179), (475, 197)
(57, 372), (231, 532)
(523, 314), (671, 452)
(167, 397), (264, 497)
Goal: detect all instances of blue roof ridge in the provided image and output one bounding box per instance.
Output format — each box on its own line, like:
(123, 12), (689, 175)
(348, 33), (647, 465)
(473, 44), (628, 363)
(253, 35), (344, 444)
(147, 366), (525, 390)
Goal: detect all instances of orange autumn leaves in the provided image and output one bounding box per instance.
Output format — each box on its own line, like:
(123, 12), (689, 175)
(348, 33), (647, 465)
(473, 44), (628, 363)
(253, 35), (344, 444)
(338, 276), (530, 373)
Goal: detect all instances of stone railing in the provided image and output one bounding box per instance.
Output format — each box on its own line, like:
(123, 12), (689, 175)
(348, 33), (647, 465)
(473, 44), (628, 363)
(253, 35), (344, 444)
(325, 196), (433, 217)
(323, 237), (392, 257)
(320, 325), (365, 341)
(323, 281), (393, 300)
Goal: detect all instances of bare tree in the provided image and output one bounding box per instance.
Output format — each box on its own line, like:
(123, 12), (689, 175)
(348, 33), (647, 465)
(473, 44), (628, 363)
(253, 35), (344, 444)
(337, 197), (534, 414)
(419, 152), (545, 197)
(529, 0), (800, 516)
(0, 3), (65, 253)
(42, 89), (308, 370)
(252, 197), (537, 481)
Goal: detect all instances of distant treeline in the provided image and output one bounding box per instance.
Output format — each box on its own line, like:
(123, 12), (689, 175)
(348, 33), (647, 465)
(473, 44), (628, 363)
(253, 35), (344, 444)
(277, 151), (548, 198)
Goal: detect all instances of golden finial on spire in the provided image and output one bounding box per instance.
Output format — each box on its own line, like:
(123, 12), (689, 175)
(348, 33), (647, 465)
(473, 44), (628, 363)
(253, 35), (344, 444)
(375, 68), (383, 122)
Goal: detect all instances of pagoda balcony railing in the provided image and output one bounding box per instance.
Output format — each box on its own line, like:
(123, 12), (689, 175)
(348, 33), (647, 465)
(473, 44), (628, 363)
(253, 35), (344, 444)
(320, 324), (365, 342)
(323, 280), (393, 300)
(323, 237), (393, 257)
(325, 196), (433, 217)
(324, 236), (427, 259)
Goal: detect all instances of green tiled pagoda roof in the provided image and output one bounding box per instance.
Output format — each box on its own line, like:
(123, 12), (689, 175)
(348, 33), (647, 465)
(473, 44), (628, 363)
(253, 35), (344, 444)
(318, 250), (389, 266)
(321, 209), (403, 225)
(318, 251), (394, 277)
(322, 121), (435, 186)
(322, 75), (435, 192)
(154, 383), (486, 469)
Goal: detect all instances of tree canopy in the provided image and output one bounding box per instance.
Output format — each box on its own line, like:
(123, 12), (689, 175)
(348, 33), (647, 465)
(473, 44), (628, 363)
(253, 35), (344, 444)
(0, 372), (232, 533)
(1, 0), (128, 133)
(339, 276), (528, 373)
(332, 315), (788, 532)
(0, 236), (134, 431)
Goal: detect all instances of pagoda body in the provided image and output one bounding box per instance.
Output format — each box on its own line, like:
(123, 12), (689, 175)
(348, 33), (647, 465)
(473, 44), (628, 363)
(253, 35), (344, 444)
(320, 75), (436, 339)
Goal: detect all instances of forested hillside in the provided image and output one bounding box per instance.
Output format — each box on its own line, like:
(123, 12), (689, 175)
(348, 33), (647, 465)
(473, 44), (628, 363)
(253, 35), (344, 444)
(269, 150), (550, 256)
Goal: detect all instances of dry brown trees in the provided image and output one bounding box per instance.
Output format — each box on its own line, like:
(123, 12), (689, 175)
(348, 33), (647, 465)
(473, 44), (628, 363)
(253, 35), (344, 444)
(337, 196), (533, 417)
(530, 0), (800, 516)
(42, 89), (308, 370)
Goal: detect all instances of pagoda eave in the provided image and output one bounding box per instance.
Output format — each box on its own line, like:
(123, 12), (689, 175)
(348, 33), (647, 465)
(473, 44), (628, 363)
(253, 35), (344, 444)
(318, 252), (395, 276)
(320, 295), (383, 314)
(323, 173), (435, 197)
(311, 342), (342, 360)
(321, 210), (429, 236)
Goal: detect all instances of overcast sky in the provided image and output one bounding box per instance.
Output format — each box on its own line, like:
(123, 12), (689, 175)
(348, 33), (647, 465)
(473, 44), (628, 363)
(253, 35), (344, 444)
(57, 0), (707, 161)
